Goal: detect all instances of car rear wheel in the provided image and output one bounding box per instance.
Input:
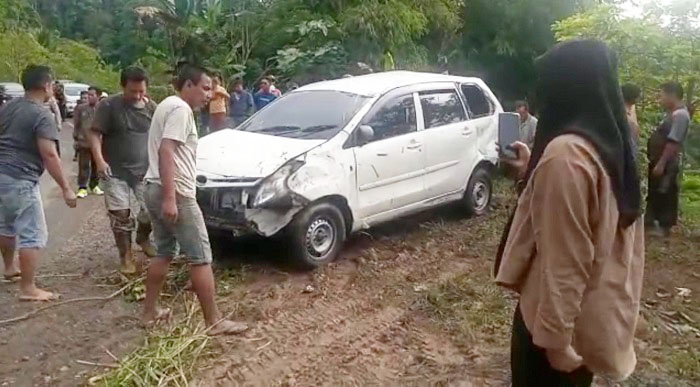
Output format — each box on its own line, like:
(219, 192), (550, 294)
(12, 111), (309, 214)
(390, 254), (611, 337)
(288, 202), (346, 270)
(462, 166), (492, 216)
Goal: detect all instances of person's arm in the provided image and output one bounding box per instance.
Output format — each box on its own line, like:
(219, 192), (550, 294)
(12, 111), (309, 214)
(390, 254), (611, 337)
(89, 100), (112, 178)
(37, 138), (76, 208)
(49, 99), (62, 130)
(159, 138), (179, 223)
(246, 93), (256, 116)
(159, 106), (191, 223)
(72, 106), (81, 141)
(528, 140), (597, 371)
(653, 111), (689, 176)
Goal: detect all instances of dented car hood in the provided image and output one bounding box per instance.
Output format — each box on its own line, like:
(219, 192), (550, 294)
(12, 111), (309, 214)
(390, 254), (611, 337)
(197, 129), (325, 178)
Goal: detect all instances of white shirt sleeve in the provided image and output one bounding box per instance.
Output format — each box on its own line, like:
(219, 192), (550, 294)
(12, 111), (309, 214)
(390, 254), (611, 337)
(161, 106), (191, 144)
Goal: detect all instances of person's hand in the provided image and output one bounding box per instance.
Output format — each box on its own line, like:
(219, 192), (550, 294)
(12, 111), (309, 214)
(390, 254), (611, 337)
(498, 141), (531, 179)
(652, 163), (665, 178)
(96, 160), (112, 180)
(62, 188), (77, 208)
(546, 345), (584, 373)
(162, 197), (178, 224)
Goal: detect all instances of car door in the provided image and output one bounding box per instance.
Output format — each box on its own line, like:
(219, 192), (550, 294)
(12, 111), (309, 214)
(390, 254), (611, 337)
(352, 92), (427, 219)
(419, 87), (476, 197)
(461, 83), (498, 160)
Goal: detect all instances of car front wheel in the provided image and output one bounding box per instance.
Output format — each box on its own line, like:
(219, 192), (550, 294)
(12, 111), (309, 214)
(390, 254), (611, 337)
(288, 202), (346, 270)
(462, 166), (493, 216)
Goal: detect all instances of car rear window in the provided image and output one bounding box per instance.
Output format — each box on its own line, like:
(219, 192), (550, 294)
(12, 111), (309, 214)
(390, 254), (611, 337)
(461, 84), (494, 118)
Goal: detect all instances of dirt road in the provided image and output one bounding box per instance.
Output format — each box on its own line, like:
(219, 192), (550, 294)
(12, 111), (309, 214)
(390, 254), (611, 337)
(0, 122), (144, 386)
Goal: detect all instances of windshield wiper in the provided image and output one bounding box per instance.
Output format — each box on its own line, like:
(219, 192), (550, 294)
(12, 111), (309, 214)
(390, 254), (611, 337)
(301, 125), (337, 133)
(253, 125), (301, 133)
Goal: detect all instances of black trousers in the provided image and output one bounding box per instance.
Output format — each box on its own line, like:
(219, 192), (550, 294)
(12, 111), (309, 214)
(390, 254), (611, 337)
(511, 306), (593, 387)
(646, 162), (680, 229)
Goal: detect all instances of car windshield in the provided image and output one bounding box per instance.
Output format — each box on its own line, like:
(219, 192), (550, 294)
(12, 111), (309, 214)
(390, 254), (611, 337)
(65, 86), (87, 96)
(238, 90), (370, 140)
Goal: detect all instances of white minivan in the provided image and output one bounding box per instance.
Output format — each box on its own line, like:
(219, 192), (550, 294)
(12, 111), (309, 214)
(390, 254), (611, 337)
(196, 71), (502, 269)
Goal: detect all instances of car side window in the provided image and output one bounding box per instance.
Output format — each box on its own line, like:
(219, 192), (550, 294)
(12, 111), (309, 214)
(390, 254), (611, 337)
(363, 94), (417, 142)
(461, 85), (493, 118)
(419, 90), (466, 129)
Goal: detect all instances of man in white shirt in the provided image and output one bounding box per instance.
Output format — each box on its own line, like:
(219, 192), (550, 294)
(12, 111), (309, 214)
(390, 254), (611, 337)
(142, 65), (248, 335)
(515, 100), (538, 150)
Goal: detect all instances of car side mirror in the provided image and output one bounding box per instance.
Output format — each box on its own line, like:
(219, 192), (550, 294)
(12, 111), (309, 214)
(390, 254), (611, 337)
(357, 125), (375, 146)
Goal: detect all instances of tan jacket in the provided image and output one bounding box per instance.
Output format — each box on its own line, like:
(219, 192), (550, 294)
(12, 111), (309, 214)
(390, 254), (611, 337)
(496, 134), (644, 380)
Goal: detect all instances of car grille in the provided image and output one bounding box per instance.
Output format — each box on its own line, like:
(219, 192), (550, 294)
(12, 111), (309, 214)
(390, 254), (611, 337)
(197, 188), (248, 228)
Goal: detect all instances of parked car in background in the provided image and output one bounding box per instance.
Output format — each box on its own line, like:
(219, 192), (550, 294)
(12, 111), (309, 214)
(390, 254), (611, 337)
(196, 71), (502, 269)
(63, 82), (89, 115)
(0, 82), (25, 102)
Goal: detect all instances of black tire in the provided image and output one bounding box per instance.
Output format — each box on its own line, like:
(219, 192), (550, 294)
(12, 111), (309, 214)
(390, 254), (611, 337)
(288, 202), (347, 270)
(462, 166), (493, 216)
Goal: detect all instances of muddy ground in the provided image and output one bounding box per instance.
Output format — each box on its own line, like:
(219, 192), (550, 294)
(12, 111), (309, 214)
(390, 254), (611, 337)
(1, 164), (699, 386)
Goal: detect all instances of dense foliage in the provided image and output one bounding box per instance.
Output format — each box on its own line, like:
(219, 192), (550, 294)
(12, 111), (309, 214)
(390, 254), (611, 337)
(1, 0), (698, 114)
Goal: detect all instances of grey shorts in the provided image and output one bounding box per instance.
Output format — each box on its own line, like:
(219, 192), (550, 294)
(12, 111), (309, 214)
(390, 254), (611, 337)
(0, 174), (48, 249)
(144, 182), (212, 265)
(101, 176), (146, 212)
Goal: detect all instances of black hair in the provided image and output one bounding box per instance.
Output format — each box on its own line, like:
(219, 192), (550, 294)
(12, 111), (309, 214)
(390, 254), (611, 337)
(88, 86), (102, 95)
(80, 90), (89, 96)
(120, 66), (149, 87)
(174, 65), (208, 91)
(21, 65), (53, 91)
(661, 81), (684, 100)
(621, 84), (641, 105)
(514, 100), (529, 110)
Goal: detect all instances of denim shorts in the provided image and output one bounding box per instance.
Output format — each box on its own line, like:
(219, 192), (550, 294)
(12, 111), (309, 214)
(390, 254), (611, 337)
(0, 174), (48, 249)
(144, 182), (212, 265)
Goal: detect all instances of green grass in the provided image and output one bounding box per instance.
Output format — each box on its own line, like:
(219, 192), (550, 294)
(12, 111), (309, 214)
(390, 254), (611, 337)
(92, 295), (213, 387)
(420, 271), (514, 347)
(90, 264), (251, 386)
(681, 173), (700, 230)
(670, 348), (700, 381)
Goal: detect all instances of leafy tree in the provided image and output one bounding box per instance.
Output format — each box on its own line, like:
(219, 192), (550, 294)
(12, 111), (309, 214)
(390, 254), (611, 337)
(461, 0), (595, 101)
(554, 3), (699, 118)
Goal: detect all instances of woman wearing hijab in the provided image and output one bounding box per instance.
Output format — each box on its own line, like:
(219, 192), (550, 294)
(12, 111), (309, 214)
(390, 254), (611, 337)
(496, 40), (644, 386)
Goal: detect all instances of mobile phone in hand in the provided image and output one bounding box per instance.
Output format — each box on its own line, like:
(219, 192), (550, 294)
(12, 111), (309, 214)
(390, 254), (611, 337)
(498, 112), (520, 159)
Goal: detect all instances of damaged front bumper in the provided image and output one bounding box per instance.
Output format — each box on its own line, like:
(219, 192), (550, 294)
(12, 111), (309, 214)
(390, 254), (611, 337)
(197, 185), (308, 237)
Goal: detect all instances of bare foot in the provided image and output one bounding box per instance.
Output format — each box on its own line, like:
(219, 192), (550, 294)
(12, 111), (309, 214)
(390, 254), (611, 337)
(19, 287), (60, 302)
(142, 307), (172, 327)
(207, 320), (249, 336)
(3, 270), (21, 281)
(120, 259), (138, 275)
(139, 242), (157, 258)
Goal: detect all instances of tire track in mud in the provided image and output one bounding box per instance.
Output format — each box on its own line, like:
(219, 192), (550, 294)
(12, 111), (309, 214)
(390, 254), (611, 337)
(196, 213), (507, 386)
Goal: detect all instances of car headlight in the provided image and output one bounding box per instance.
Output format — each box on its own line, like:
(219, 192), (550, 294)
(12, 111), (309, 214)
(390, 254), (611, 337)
(251, 160), (304, 209)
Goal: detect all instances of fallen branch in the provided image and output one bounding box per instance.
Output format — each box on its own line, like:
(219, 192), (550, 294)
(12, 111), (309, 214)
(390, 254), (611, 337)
(36, 273), (84, 279)
(76, 360), (119, 369)
(0, 278), (141, 326)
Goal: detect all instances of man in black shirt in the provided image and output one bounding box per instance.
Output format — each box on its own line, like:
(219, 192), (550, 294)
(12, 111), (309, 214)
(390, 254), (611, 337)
(89, 67), (157, 273)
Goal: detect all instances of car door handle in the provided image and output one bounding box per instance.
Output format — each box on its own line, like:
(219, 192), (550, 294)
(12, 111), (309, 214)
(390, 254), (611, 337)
(376, 153), (388, 156)
(406, 144), (422, 150)
(462, 129), (474, 136)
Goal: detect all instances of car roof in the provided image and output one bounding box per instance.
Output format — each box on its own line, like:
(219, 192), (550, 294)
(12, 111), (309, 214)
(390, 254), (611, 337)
(0, 82), (24, 92)
(63, 83), (90, 88)
(296, 71), (489, 97)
